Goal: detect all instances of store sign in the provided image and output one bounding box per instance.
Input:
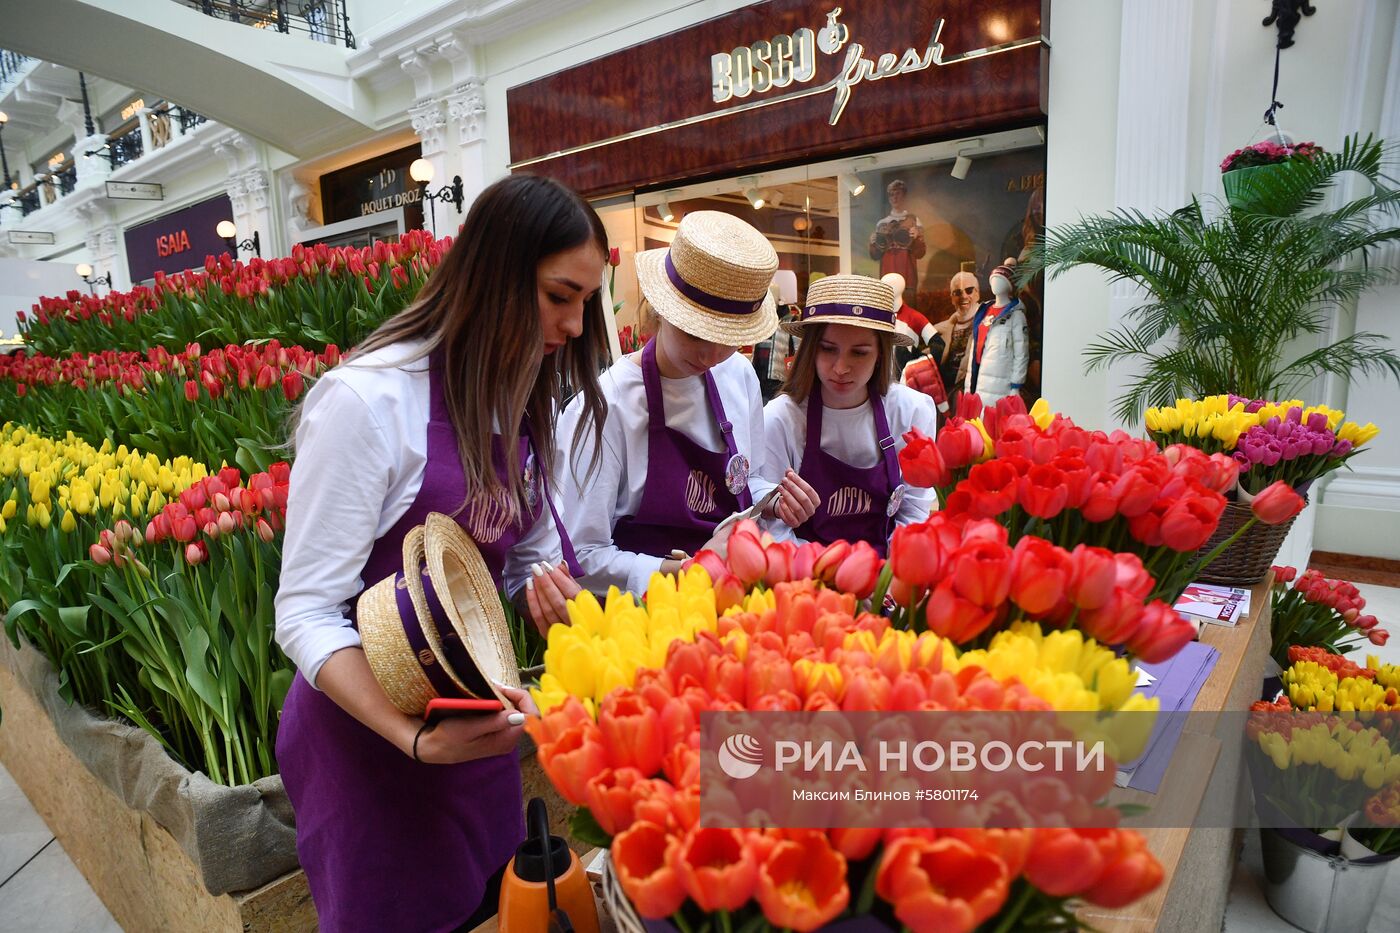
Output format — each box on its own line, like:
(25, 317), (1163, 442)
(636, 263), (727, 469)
(121, 98), (146, 121)
(124, 194), (234, 283)
(710, 8), (952, 125)
(106, 180), (165, 201)
(8, 230), (55, 245)
(319, 144), (426, 228)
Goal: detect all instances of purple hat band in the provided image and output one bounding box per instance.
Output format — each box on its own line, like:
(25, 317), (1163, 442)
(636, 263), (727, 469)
(664, 252), (765, 316)
(393, 566), (492, 700)
(801, 302), (895, 327)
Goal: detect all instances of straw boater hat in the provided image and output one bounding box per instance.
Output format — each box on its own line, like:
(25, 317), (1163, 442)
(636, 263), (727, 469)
(782, 273), (914, 347)
(358, 514), (519, 716)
(635, 211), (780, 347)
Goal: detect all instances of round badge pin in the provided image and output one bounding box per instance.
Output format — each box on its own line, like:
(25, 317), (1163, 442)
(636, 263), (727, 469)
(523, 453), (540, 512)
(886, 483), (907, 517)
(725, 454), (750, 496)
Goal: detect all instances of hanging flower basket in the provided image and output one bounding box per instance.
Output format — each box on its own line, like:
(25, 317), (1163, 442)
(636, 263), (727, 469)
(1222, 164), (1288, 209)
(1219, 140), (1325, 210)
(1193, 496), (1304, 586)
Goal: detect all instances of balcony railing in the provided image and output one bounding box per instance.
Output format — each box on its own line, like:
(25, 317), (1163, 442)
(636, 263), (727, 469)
(178, 0), (355, 48)
(0, 50), (34, 89)
(107, 124), (144, 170)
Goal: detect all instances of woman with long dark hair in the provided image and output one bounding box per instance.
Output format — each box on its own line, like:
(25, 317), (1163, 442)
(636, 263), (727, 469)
(274, 174), (609, 931)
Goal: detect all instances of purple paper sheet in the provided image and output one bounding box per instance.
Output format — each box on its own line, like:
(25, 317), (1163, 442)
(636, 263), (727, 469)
(1118, 641), (1220, 793)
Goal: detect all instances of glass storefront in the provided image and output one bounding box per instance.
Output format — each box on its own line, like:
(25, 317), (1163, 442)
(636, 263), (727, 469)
(595, 128), (1046, 401)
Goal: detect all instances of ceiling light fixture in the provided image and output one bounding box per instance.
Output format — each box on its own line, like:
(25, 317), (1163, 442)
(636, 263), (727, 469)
(950, 138), (985, 180)
(659, 190), (678, 222)
(841, 172), (866, 197)
(739, 177), (765, 209)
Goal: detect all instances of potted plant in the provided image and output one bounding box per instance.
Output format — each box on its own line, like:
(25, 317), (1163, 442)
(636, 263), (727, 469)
(1219, 138), (1325, 208)
(1028, 134), (1400, 425)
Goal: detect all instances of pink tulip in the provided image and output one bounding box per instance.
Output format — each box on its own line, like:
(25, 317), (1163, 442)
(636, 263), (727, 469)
(834, 541), (882, 599)
(1250, 481), (1305, 525)
(727, 531), (767, 586)
(89, 543), (112, 565)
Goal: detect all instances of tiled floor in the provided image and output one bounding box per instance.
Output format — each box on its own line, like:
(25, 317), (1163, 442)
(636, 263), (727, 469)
(2, 585), (1399, 932)
(0, 761), (119, 933)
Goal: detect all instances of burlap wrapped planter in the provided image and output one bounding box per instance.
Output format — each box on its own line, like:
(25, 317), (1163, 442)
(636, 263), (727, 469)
(0, 635), (313, 931)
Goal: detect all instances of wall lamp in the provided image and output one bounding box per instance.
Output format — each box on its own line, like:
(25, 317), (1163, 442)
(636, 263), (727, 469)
(658, 189), (678, 223)
(216, 220), (261, 258)
(76, 262), (112, 294)
(951, 138), (985, 180)
(739, 177), (765, 209)
(409, 158), (464, 231)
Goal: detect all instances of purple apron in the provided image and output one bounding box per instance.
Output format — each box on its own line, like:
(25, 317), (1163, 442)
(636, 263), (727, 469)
(612, 338), (753, 557)
(795, 386), (904, 557)
(276, 356), (578, 932)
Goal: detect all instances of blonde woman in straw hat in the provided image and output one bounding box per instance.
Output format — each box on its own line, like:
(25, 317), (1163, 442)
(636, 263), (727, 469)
(273, 175), (610, 932)
(763, 274), (938, 556)
(557, 211), (820, 597)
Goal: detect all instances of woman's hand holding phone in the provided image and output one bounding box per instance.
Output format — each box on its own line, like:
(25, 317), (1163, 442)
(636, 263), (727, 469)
(412, 683), (538, 765)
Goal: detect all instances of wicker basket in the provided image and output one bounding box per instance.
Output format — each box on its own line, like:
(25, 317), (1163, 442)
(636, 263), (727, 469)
(1193, 498), (1302, 586)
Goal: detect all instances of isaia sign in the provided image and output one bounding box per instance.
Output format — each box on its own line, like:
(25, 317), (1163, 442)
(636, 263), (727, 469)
(710, 7), (949, 125)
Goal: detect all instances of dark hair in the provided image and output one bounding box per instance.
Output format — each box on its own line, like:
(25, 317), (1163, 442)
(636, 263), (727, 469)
(781, 322), (895, 404)
(355, 174), (608, 515)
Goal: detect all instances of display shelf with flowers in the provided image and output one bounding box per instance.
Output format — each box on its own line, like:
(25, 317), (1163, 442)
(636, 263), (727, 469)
(896, 393), (1303, 602)
(17, 231), (447, 356)
(1247, 648), (1400, 931)
(527, 560), (1168, 932)
(1267, 565), (1390, 668)
(0, 341), (340, 470)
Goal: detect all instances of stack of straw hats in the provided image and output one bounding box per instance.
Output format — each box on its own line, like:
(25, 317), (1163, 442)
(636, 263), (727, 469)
(358, 513), (519, 716)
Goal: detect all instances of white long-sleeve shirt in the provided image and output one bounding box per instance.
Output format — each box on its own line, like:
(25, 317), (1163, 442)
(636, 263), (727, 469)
(555, 352), (775, 598)
(762, 383), (938, 542)
(274, 342), (565, 688)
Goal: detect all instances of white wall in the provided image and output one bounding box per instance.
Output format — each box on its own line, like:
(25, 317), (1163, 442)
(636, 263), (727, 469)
(0, 257), (83, 340)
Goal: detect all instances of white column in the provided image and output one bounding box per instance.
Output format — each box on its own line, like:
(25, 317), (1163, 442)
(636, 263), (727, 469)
(1103, 0), (1195, 430)
(409, 96), (450, 236)
(446, 79), (487, 211)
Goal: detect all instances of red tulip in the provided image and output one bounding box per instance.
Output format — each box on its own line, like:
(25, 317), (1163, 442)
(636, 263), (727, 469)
(183, 379), (199, 402)
(925, 579), (996, 643)
(763, 540), (796, 586)
(1250, 481), (1305, 525)
(689, 549), (727, 583)
(833, 541), (881, 598)
(1010, 537), (1070, 615)
(1111, 468), (1160, 518)
(1067, 545), (1118, 610)
(254, 364), (275, 391)
(899, 428), (950, 488)
(1158, 495), (1221, 551)
(812, 540), (851, 584)
(727, 530), (767, 586)
(1369, 628), (1390, 646)
(282, 370), (304, 402)
(875, 836), (1009, 933)
(1079, 589), (1145, 645)
(889, 521), (948, 589)
(937, 421), (986, 470)
(950, 538), (1013, 608)
(1126, 602), (1195, 663)
(963, 460), (1019, 518)
(1025, 829), (1105, 896)
(1018, 464), (1069, 519)
(1081, 831), (1164, 908)
(608, 247), (621, 267)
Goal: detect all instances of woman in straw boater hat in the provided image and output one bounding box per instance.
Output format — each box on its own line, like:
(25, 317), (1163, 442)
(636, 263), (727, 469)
(274, 174), (610, 932)
(557, 211), (820, 597)
(763, 273), (938, 555)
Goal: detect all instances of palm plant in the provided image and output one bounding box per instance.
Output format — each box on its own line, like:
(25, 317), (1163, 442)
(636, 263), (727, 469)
(1028, 133), (1400, 423)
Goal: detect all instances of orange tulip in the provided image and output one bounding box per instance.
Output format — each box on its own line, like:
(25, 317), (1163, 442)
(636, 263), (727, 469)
(1024, 828), (1106, 896)
(537, 719), (608, 806)
(612, 821), (687, 919)
(1081, 831), (1164, 907)
(755, 834), (850, 931)
(583, 767), (646, 836)
(669, 826), (758, 912)
(599, 691), (664, 778)
(829, 826), (883, 861)
(875, 836), (1010, 933)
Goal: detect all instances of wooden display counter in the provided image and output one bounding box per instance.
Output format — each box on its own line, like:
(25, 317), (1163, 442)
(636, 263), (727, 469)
(1079, 576), (1275, 933)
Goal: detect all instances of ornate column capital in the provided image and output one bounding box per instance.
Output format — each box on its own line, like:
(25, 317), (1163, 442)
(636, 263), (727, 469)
(447, 79), (486, 146)
(409, 97), (449, 155)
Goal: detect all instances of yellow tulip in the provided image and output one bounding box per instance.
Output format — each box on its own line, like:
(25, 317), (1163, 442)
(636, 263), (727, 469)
(60, 509), (76, 533)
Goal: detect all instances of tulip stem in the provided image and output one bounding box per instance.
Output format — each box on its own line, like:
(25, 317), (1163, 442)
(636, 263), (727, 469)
(989, 880), (1036, 933)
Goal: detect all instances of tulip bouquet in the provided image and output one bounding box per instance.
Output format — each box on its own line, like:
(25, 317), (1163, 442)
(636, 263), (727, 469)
(898, 395), (1304, 603)
(86, 463), (294, 785)
(1268, 565), (1390, 667)
(527, 568), (1165, 933)
(1277, 646), (1400, 714)
(17, 231), (445, 356)
(0, 341), (339, 469)
(1145, 395), (1378, 496)
(1350, 784), (1400, 856)
(688, 516), (1198, 664)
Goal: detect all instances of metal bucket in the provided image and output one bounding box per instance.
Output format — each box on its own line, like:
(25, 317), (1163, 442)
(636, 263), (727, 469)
(1259, 828), (1393, 932)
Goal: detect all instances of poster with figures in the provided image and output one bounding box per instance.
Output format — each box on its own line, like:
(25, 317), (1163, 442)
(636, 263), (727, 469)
(850, 145), (1047, 400)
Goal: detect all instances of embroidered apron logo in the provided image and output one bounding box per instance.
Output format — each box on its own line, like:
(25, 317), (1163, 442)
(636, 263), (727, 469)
(686, 470), (719, 516)
(826, 486), (873, 518)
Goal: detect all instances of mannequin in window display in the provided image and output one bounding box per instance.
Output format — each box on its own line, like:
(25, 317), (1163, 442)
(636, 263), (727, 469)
(751, 271), (801, 402)
(939, 270), (981, 405)
(884, 272), (948, 416)
(963, 261), (1029, 406)
(868, 180), (925, 301)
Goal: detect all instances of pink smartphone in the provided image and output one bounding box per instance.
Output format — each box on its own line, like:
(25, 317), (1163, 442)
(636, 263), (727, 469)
(423, 697), (505, 724)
